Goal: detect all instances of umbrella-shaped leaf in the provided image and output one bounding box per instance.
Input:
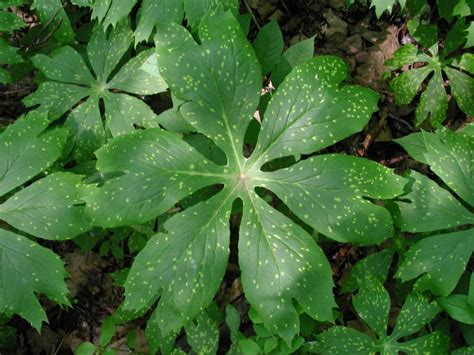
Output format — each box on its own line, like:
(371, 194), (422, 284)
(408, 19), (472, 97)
(24, 22), (167, 162)
(84, 10), (405, 346)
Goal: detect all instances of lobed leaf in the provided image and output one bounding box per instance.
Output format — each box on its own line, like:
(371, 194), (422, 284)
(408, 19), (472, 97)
(248, 57), (379, 167)
(394, 171), (474, 232)
(256, 155), (406, 244)
(396, 230), (474, 296)
(352, 275), (390, 338)
(24, 22), (167, 161)
(134, 0), (185, 44)
(31, 46), (95, 86)
(445, 67), (474, 119)
(422, 129), (474, 206)
(239, 192), (336, 344)
(389, 66), (433, 106)
(390, 293), (441, 340)
(415, 70), (447, 126)
(83, 10), (407, 347)
(0, 11), (25, 32)
(124, 189), (233, 335)
(313, 326), (376, 354)
(185, 310), (220, 354)
(154, 11), (261, 167)
(0, 230), (69, 331)
(84, 128), (226, 228)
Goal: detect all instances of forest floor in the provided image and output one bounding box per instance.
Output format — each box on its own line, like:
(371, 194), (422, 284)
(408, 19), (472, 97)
(0, 0), (470, 354)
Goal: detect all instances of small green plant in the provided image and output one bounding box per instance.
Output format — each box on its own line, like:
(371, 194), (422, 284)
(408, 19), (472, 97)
(83, 9), (406, 350)
(75, 317), (118, 355)
(0, 111), (91, 330)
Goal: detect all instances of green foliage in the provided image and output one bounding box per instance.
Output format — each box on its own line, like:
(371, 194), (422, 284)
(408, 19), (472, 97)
(82, 9), (406, 349)
(24, 21), (167, 162)
(83, 0), (238, 43)
(311, 275), (449, 354)
(185, 310), (219, 354)
(395, 129), (473, 297)
(2, 0), (473, 352)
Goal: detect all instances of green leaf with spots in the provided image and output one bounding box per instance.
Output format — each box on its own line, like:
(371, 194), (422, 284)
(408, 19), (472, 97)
(309, 326), (375, 354)
(387, 36), (474, 126)
(0, 111), (90, 331)
(394, 170), (473, 232)
(444, 66), (474, 119)
(407, 18), (439, 52)
(397, 229), (474, 296)
(352, 275), (390, 337)
(185, 310), (219, 354)
(0, 37), (23, 65)
(0, 11), (25, 32)
(24, 22), (167, 162)
(0, 230), (70, 332)
(0, 172), (92, 241)
(342, 249), (394, 293)
(395, 130), (474, 230)
(395, 129), (474, 296)
(0, 111), (67, 197)
(32, 0), (75, 44)
(314, 278), (447, 354)
(84, 10), (405, 345)
(465, 22), (474, 48)
(0, 6), (25, 84)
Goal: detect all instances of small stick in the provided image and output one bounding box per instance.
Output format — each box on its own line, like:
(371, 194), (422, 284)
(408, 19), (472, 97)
(243, 0), (261, 30)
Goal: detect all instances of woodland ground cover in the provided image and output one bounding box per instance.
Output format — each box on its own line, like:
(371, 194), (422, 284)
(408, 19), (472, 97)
(0, 0), (473, 354)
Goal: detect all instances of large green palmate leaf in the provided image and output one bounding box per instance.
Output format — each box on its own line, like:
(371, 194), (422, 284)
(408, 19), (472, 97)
(0, 112), (91, 330)
(312, 276), (448, 354)
(23, 21), (167, 162)
(84, 10), (406, 347)
(395, 129), (474, 296)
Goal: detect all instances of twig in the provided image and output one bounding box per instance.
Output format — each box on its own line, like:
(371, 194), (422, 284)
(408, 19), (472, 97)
(356, 107), (389, 157)
(243, 0), (261, 30)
